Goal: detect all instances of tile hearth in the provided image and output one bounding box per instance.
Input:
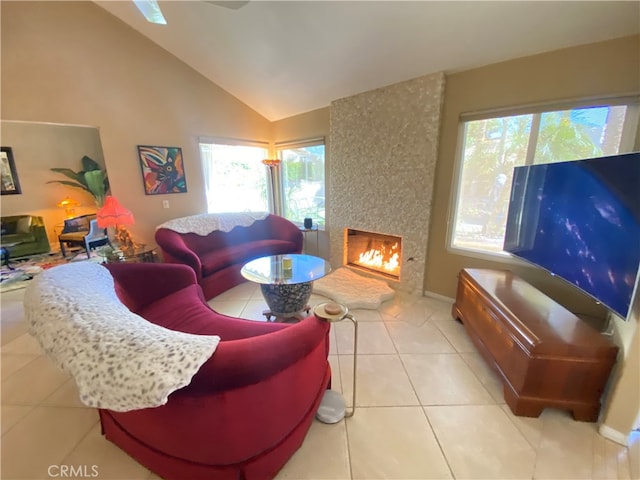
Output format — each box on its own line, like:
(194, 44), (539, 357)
(2, 283), (636, 479)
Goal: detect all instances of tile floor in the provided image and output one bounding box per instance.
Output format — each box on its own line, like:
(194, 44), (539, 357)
(2, 281), (638, 480)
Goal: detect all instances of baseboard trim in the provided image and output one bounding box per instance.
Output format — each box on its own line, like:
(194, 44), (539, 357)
(423, 290), (455, 304)
(598, 423), (629, 446)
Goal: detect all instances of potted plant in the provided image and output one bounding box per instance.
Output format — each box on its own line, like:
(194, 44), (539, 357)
(48, 155), (110, 207)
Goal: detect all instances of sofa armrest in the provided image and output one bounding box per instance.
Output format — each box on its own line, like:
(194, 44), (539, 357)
(266, 214), (303, 252)
(105, 263), (200, 313)
(187, 315), (330, 393)
(32, 223), (48, 238)
(155, 228), (202, 279)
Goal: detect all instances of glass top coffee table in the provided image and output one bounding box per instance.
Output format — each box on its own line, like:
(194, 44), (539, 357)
(241, 254), (332, 321)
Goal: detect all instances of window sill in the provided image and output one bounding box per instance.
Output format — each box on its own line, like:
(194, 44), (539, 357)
(446, 245), (530, 267)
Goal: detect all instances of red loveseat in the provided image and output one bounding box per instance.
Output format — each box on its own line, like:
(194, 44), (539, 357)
(155, 213), (303, 300)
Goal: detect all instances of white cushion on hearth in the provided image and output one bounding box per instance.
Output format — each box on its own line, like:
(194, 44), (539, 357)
(312, 267), (394, 309)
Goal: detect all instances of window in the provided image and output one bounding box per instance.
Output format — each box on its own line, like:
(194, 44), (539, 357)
(199, 141), (268, 213)
(450, 101), (639, 256)
(198, 137), (326, 223)
(277, 141), (325, 226)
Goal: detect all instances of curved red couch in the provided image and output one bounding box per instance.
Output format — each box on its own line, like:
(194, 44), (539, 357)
(155, 214), (303, 300)
(102, 262), (331, 480)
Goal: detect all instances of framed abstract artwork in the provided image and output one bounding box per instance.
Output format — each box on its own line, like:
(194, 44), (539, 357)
(1, 147), (22, 195)
(137, 145), (187, 195)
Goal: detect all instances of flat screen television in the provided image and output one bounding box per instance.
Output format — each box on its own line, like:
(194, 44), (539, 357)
(504, 152), (640, 320)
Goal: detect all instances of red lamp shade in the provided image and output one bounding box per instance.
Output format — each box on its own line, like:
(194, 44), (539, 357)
(96, 196), (135, 228)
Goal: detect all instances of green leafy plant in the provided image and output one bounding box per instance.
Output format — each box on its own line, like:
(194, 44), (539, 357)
(48, 155), (110, 207)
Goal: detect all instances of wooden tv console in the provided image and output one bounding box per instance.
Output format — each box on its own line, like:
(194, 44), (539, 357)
(452, 268), (618, 422)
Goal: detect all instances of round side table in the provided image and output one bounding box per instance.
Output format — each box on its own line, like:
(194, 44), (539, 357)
(241, 254), (331, 321)
(299, 225), (319, 255)
(313, 302), (358, 423)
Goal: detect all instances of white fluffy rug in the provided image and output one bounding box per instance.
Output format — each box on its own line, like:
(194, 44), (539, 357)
(312, 267), (395, 309)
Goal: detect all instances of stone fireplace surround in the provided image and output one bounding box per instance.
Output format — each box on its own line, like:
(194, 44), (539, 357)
(328, 72), (445, 295)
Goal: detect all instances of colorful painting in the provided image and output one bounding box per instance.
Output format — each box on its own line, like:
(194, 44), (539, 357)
(137, 145), (187, 195)
(1, 147), (21, 195)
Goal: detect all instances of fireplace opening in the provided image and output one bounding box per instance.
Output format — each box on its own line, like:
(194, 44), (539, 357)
(344, 229), (402, 281)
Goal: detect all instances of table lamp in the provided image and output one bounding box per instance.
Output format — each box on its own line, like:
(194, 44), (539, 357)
(57, 196), (79, 219)
(96, 195), (135, 252)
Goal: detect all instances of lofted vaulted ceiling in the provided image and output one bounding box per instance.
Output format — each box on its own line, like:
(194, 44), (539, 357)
(95, 1), (640, 121)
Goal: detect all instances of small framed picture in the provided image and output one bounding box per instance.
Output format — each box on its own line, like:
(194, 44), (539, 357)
(1, 147), (22, 195)
(137, 145), (187, 195)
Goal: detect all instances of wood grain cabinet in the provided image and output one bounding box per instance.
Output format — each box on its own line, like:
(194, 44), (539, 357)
(452, 268), (619, 422)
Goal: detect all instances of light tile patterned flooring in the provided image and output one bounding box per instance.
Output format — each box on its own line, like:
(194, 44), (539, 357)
(2, 282), (638, 479)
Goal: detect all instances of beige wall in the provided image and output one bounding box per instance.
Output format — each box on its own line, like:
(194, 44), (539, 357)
(272, 108), (330, 146)
(1, 121), (107, 245)
(601, 293), (640, 441)
(424, 34), (640, 441)
(1, 1), (271, 243)
(425, 34), (640, 305)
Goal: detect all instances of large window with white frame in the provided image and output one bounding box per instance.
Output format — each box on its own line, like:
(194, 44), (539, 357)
(199, 140), (269, 213)
(199, 137), (326, 225)
(450, 99), (639, 257)
(276, 140), (325, 226)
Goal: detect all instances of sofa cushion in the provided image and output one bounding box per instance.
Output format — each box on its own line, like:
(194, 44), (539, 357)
(16, 216), (32, 234)
(200, 239), (298, 277)
(1, 233), (36, 245)
(138, 284), (286, 339)
(59, 232), (89, 241)
(138, 284), (220, 335)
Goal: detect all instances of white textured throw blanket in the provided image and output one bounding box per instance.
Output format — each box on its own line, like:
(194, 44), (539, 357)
(313, 267), (395, 309)
(24, 262), (220, 412)
(157, 211), (269, 236)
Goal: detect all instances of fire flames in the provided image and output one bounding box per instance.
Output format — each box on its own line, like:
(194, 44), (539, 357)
(357, 242), (400, 274)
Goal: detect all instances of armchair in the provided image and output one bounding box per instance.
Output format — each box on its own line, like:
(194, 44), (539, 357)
(58, 214), (109, 258)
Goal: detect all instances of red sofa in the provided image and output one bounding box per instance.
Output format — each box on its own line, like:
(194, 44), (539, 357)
(86, 262), (329, 480)
(155, 214), (303, 300)
(100, 263), (331, 479)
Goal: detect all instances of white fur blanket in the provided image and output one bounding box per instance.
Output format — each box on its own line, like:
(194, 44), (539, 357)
(157, 212), (269, 236)
(24, 262), (220, 412)
(312, 267), (395, 309)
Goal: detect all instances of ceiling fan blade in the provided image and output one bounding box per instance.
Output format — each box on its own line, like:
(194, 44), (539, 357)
(204, 1), (250, 10)
(133, 0), (167, 25)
